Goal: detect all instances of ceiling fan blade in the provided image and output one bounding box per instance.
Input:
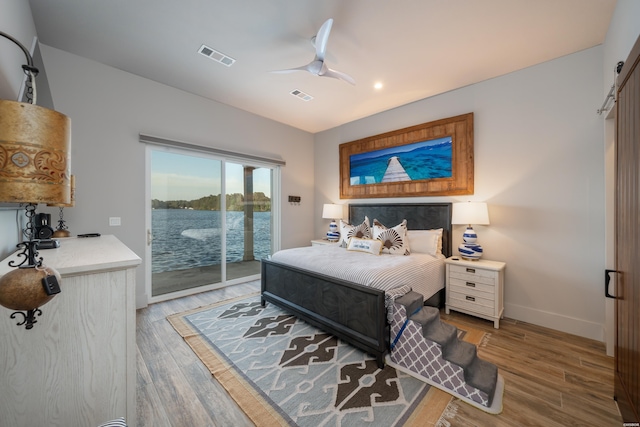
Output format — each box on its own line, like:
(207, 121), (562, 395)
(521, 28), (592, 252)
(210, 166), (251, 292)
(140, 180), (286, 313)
(314, 18), (333, 61)
(321, 67), (356, 85)
(272, 59), (323, 75)
(271, 62), (314, 74)
(271, 67), (307, 74)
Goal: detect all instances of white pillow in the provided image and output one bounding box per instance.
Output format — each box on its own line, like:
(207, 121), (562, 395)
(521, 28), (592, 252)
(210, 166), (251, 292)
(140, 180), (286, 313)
(346, 237), (383, 255)
(407, 229), (443, 256)
(372, 219), (410, 256)
(339, 216), (371, 247)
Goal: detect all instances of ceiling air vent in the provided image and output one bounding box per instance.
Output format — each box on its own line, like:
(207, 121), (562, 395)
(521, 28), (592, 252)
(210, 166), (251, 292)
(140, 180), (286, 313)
(290, 89), (313, 101)
(198, 44), (235, 67)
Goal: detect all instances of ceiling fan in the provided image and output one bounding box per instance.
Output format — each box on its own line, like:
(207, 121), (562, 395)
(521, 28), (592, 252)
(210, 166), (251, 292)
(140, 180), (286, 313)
(273, 18), (355, 85)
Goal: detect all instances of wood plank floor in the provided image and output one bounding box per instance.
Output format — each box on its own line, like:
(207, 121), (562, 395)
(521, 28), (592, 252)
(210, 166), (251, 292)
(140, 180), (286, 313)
(136, 281), (623, 426)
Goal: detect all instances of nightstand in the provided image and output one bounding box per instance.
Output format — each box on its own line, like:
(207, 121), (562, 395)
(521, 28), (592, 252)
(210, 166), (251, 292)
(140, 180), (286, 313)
(445, 256), (506, 328)
(311, 239), (340, 246)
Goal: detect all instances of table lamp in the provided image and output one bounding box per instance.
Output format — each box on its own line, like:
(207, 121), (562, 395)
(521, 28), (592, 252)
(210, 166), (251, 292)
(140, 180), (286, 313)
(0, 31), (72, 329)
(322, 204), (343, 242)
(451, 202), (490, 260)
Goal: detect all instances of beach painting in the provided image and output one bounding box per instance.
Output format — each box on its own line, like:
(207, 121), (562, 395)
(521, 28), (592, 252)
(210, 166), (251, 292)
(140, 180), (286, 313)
(349, 136), (452, 186)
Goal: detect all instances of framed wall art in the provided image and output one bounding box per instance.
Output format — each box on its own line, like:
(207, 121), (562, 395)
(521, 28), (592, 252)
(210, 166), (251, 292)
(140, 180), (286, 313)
(339, 113), (474, 199)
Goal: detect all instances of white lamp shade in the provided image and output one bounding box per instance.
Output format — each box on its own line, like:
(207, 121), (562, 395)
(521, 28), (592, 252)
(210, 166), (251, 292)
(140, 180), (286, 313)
(451, 202), (490, 225)
(322, 204), (343, 219)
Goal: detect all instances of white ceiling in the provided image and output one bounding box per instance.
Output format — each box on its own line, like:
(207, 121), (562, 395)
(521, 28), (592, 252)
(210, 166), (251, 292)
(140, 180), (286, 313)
(28, 0), (616, 133)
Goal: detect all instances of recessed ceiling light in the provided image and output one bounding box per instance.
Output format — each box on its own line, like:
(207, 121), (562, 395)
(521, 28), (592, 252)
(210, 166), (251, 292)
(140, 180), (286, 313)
(374, 82), (383, 90)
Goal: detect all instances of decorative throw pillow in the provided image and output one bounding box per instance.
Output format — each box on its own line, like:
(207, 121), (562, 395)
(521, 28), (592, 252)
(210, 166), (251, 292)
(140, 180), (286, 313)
(407, 229), (442, 256)
(372, 219), (410, 255)
(429, 228), (444, 254)
(346, 237), (383, 255)
(339, 216), (371, 247)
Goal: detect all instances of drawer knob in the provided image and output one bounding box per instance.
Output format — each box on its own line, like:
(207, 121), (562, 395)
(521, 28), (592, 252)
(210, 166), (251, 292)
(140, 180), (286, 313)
(466, 282), (476, 287)
(466, 268), (476, 273)
(466, 296), (476, 302)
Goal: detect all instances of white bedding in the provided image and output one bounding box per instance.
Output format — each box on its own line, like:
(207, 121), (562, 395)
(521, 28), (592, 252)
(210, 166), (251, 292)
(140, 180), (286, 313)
(269, 244), (445, 300)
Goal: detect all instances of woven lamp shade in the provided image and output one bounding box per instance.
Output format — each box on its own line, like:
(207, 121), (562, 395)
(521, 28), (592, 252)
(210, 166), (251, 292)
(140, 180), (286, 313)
(48, 175), (76, 208)
(0, 100), (71, 205)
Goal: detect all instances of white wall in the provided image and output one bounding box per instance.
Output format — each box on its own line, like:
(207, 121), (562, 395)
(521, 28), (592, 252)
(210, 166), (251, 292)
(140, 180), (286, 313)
(601, 0), (640, 355)
(37, 46), (315, 307)
(0, 1), (37, 259)
(0, 0), (37, 100)
(0, 210), (22, 259)
(315, 46), (606, 341)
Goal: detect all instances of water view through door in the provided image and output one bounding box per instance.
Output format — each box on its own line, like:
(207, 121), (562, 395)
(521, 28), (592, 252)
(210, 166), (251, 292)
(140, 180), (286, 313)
(150, 149), (272, 298)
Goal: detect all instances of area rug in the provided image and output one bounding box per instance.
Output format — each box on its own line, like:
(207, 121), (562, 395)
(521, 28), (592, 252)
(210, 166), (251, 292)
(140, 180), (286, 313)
(168, 293), (486, 427)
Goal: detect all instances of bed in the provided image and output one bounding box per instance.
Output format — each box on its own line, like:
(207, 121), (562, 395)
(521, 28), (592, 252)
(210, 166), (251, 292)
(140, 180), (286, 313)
(260, 203), (452, 367)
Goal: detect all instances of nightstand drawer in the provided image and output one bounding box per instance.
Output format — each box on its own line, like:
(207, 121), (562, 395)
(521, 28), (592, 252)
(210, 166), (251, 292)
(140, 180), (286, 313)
(450, 278), (495, 296)
(449, 265), (496, 286)
(449, 291), (495, 316)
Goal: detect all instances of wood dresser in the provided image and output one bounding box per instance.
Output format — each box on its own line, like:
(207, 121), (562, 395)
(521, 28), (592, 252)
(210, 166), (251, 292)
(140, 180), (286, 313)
(0, 235), (141, 427)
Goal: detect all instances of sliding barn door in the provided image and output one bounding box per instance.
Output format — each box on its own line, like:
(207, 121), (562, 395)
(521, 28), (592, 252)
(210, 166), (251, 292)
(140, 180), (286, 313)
(615, 34), (640, 422)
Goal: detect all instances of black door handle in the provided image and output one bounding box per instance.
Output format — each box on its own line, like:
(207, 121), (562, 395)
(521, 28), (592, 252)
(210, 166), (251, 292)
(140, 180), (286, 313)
(605, 269), (618, 299)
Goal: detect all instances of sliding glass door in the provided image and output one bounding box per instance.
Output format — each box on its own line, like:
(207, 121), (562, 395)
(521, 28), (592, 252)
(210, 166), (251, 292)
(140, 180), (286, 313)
(224, 162), (272, 281)
(147, 146), (275, 301)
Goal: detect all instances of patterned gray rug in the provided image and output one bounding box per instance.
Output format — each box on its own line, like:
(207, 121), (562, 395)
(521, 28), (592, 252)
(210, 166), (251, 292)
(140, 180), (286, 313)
(168, 294), (475, 427)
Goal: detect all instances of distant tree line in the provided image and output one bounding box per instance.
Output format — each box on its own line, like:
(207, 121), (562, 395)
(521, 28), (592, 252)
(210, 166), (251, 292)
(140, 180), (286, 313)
(151, 192), (271, 212)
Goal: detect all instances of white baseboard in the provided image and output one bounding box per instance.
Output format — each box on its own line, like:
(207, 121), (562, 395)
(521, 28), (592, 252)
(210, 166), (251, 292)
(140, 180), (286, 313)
(504, 302), (604, 342)
(136, 292), (149, 309)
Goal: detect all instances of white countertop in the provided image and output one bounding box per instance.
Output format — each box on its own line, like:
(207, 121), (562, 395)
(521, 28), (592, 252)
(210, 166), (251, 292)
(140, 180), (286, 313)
(0, 235), (141, 277)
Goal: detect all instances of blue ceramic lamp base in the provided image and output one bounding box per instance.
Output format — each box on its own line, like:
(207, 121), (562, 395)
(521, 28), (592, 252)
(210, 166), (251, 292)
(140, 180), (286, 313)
(458, 226), (483, 260)
(326, 220), (340, 242)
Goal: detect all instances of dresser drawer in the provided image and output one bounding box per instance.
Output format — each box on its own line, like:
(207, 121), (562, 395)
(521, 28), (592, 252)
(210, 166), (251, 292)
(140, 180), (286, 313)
(449, 264), (496, 286)
(449, 279), (496, 297)
(449, 290), (495, 316)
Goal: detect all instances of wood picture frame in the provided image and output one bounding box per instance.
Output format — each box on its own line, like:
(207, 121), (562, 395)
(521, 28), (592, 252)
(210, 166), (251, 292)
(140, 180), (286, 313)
(339, 113), (474, 199)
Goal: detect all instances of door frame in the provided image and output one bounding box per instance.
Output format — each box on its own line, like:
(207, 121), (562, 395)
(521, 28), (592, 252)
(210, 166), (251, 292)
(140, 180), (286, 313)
(143, 143), (281, 305)
(604, 108), (616, 357)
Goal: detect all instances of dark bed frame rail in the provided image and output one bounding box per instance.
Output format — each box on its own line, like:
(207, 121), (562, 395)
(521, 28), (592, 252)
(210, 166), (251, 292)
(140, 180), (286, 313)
(261, 203), (452, 367)
(261, 260), (388, 365)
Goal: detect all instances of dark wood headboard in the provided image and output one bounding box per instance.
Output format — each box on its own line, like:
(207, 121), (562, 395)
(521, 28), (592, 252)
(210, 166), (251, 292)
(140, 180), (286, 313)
(349, 203), (452, 258)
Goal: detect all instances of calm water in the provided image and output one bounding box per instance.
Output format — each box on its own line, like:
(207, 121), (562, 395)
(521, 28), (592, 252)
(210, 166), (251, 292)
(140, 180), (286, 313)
(350, 138), (452, 184)
(152, 209), (271, 273)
